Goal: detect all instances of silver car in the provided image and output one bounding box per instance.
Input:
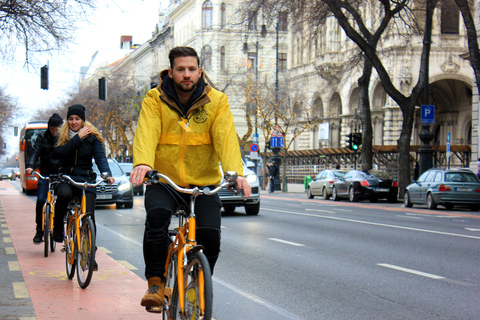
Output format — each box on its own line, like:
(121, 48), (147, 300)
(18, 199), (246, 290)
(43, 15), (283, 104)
(307, 169), (347, 199)
(404, 168), (480, 211)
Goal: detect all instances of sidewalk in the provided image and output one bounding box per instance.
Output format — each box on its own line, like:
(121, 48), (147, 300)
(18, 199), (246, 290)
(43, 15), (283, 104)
(260, 183), (305, 194)
(0, 180), (158, 320)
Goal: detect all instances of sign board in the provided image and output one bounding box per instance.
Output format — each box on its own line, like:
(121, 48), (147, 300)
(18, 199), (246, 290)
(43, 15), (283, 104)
(250, 143), (259, 152)
(250, 152), (258, 160)
(253, 132), (258, 143)
(421, 105), (435, 124)
(270, 136), (284, 148)
(446, 132), (450, 155)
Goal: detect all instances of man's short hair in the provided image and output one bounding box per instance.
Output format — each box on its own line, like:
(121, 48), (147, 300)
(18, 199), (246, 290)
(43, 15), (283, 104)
(169, 46), (200, 69)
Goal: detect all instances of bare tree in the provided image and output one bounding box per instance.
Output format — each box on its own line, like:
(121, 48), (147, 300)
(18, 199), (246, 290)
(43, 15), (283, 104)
(0, 86), (19, 156)
(0, 0), (95, 64)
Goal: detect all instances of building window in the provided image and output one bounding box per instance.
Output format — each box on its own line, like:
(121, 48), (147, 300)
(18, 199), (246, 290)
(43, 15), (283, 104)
(220, 46), (226, 71)
(441, 0), (459, 34)
(220, 3), (226, 28)
(278, 12), (288, 31)
(278, 53), (287, 71)
(202, 0), (213, 29)
(248, 11), (257, 30)
(201, 45), (212, 70)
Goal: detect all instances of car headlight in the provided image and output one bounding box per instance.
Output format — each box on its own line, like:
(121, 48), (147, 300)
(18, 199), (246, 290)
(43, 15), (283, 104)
(118, 181), (132, 191)
(246, 173), (258, 184)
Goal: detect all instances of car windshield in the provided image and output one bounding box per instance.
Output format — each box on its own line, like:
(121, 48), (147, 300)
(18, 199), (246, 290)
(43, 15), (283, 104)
(119, 163), (133, 172)
(92, 160), (123, 176)
(445, 172), (479, 183)
(366, 170), (392, 180)
(332, 171), (347, 178)
(1, 169), (11, 174)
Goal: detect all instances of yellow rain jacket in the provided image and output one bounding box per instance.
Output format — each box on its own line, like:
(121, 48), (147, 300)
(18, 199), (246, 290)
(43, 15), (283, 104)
(133, 70), (244, 187)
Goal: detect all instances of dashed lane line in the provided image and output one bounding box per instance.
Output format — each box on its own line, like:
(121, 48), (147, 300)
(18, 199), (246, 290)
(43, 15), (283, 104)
(8, 261), (20, 271)
(118, 260), (139, 270)
(268, 238), (305, 247)
(13, 282), (30, 299)
(378, 263), (445, 280)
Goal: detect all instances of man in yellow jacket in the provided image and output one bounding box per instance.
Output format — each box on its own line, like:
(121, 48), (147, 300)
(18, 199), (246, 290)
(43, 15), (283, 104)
(130, 46), (251, 309)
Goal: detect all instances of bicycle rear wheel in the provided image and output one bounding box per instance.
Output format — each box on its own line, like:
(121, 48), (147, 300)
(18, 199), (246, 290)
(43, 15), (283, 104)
(162, 251), (177, 318)
(76, 216), (96, 289)
(65, 213), (76, 279)
(170, 251), (213, 320)
(43, 204), (51, 257)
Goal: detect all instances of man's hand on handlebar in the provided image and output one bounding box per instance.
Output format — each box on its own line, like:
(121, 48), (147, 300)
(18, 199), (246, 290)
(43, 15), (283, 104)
(130, 165), (152, 186)
(26, 168), (34, 175)
(236, 176), (251, 198)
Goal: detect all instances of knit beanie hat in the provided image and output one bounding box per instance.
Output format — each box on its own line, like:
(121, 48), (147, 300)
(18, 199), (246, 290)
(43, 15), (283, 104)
(67, 104), (86, 122)
(48, 113), (63, 128)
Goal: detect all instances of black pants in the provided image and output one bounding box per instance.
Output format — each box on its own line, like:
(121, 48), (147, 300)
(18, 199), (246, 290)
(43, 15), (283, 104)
(143, 183), (222, 280)
(54, 182), (96, 236)
(35, 178), (49, 232)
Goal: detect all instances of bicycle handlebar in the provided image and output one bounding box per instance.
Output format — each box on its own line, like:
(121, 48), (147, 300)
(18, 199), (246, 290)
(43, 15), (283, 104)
(32, 171), (61, 181)
(146, 170), (238, 196)
(60, 173), (111, 188)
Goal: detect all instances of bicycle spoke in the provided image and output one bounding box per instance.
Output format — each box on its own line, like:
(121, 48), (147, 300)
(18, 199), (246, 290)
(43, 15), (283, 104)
(65, 214), (76, 279)
(76, 216), (96, 289)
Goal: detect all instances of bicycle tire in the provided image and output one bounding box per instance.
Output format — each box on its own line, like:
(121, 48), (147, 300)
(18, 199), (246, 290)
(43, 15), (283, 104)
(43, 204), (51, 257)
(50, 204), (56, 253)
(163, 251), (177, 319)
(65, 213), (76, 279)
(76, 216), (96, 289)
(170, 251), (213, 320)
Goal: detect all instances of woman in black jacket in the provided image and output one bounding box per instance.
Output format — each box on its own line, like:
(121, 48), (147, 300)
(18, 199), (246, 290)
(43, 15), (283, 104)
(53, 104), (114, 269)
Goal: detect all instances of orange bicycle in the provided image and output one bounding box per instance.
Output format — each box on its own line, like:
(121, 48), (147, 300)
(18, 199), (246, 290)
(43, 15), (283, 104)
(60, 173), (110, 289)
(145, 170), (239, 320)
(32, 171), (60, 257)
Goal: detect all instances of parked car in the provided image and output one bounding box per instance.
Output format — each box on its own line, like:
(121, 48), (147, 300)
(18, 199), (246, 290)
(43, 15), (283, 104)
(92, 158), (134, 209)
(0, 168), (16, 181)
(404, 168), (480, 211)
(332, 169), (398, 203)
(118, 162), (144, 196)
(218, 159), (260, 215)
(13, 167), (20, 179)
(307, 169), (348, 199)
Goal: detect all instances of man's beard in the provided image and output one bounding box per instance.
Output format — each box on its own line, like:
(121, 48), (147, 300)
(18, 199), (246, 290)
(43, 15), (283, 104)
(174, 81), (196, 93)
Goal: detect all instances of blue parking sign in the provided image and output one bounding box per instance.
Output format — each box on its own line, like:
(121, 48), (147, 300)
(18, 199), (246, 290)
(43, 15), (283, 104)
(421, 105), (435, 124)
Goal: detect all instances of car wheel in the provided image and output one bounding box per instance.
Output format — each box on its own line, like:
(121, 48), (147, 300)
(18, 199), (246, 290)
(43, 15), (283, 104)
(444, 203), (454, 210)
(323, 187), (330, 200)
(426, 193), (437, 210)
(404, 191), (413, 207)
(349, 187), (358, 202)
(223, 206), (236, 214)
(124, 201), (133, 209)
(307, 187), (314, 199)
(245, 202), (260, 215)
(332, 186), (340, 201)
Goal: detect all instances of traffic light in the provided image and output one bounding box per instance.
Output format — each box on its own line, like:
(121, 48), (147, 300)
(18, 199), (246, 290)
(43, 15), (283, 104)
(265, 141), (271, 150)
(99, 77), (107, 100)
(40, 65), (48, 90)
(352, 132), (362, 150)
(345, 133), (353, 150)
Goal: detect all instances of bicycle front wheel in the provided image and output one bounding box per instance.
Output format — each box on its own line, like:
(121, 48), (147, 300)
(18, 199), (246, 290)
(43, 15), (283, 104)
(171, 251), (213, 320)
(76, 216), (96, 289)
(43, 204), (51, 257)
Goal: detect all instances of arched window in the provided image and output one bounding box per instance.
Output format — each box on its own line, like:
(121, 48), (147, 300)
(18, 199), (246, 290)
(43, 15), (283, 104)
(220, 3), (226, 28)
(202, 1), (213, 29)
(201, 45), (212, 70)
(220, 46), (226, 71)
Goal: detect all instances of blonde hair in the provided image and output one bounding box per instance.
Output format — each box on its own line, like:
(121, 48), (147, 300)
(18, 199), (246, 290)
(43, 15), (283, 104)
(57, 120), (104, 146)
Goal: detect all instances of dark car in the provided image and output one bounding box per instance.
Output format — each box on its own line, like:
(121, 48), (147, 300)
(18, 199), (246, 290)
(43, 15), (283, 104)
(332, 170), (398, 203)
(404, 168), (480, 211)
(0, 168), (16, 181)
(118, 162), (144, 196)
(92, 158), (134, 209)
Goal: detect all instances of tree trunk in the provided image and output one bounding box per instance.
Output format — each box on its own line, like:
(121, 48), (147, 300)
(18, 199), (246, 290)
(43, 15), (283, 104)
(396, 98), (416, 198)
(358, 56), (373, 172)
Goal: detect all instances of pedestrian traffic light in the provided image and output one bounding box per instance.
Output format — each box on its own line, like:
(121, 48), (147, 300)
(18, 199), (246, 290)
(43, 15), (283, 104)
(352, 132), (362, 150)
(40, 65), (48, 90)
(99, 77), (107, 100)
(345, 133), (353, 150)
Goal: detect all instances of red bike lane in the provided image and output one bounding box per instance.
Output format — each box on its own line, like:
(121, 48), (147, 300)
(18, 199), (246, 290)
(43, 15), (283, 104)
(0, 180), (159, 320)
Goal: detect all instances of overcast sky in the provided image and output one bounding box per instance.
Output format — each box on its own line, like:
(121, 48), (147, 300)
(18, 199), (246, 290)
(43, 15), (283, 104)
(0, 0), (168, 159)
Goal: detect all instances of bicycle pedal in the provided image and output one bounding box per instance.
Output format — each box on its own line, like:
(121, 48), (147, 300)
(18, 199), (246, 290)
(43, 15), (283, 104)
(145, 306), (163, 313)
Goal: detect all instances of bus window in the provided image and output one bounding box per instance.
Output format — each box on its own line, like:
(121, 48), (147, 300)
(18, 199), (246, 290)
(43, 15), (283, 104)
(19, 121), (48, 193)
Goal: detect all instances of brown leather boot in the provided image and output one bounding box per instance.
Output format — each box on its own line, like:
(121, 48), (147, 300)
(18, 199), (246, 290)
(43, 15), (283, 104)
(141, 277), (165, 307)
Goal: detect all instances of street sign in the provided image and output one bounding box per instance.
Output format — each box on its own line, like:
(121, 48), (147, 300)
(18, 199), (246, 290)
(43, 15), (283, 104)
(446, 132), (450, 155)
(270, 136), (284, 148)
(250, 143), (259, 152)
(253, 133), (258, 143)
(421, 105), (435, 124)
(250, 151), (258, 160)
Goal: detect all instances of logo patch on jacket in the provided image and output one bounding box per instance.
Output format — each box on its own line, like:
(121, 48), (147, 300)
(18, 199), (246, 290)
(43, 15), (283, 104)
(193, 108), (207, 123)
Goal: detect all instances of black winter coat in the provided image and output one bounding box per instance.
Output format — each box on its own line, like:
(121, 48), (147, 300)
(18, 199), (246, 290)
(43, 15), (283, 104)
(53, 134), (111, 193)
(27, 129), (61, 175)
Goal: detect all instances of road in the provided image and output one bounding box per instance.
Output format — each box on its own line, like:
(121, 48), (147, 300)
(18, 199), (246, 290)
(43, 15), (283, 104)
(4, 180), (480, 319)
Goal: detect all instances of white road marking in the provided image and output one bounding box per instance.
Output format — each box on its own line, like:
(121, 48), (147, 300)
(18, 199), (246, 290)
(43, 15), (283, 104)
(465, 228), (480, 232)
(378, 263), (445, 280)
(268, 238), (305, 247)
(405, 213), (430, 217)
(305, 209), (336, 214)
(13, 282), (30, 298)
(263, 208), (480, 240)
(396, 215), (424, 220)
